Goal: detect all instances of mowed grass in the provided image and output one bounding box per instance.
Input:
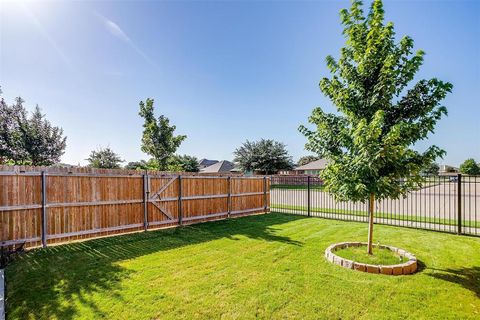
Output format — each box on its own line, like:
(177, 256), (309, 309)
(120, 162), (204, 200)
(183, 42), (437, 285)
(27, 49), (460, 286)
(6, 212), (480, 320)
(271, 184), (324, 190)
(271, 203), (479, 227)
(335, 246), (408, 265)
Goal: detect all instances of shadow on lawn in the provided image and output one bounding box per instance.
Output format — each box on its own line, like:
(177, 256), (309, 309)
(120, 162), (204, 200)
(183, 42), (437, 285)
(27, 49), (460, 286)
(6, 213), (305, 320)
(428, 266), (480, 298)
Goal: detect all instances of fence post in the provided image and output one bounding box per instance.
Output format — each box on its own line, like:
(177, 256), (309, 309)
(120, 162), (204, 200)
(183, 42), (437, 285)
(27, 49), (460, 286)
(263, 176), (268, 212)
(143, 173), (149, 231)
(227, 176), (231, 218)
(41, 171), (47, 248)
(457, 173), (462, 235)
(307, 176), (311, 217)
(178, 175), (183, 225)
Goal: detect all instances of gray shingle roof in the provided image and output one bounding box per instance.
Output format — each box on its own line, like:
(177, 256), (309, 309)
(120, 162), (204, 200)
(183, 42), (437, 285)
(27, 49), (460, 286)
(200, 160), (235, 173)
(198, 159), (219, 167)
(294, 158), (329, 171)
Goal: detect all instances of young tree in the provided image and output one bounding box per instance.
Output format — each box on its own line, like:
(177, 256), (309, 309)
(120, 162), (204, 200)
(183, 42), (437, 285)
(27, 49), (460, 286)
(139, 98), (186, 170)
(299, 0), (451, 254)
(86, 147), (124, 169)
(0, 96), (66, 165)
(233, 139), (293, 174)
(297, 155), (321, 167)
(459, 159), (480, 175)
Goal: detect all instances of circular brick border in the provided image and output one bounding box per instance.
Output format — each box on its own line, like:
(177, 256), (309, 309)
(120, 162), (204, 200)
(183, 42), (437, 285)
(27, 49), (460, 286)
(325, 242), (417, 275)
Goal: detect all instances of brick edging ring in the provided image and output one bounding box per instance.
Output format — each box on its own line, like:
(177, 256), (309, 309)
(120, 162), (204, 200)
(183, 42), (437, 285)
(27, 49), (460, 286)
(325, 242), (417, 275)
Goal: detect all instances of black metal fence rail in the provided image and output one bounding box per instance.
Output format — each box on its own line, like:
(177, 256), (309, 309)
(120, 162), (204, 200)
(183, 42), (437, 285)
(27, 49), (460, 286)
(270, 174), (479, 236)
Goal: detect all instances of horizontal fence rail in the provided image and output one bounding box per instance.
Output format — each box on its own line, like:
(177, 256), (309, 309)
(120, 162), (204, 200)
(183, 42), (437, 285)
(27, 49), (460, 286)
(0, 167), (270, 248)
(270, 174), (479, 236)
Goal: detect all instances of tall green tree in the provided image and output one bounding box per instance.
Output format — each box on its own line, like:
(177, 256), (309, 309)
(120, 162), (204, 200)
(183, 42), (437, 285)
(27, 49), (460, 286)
(233, 139), (293, 174)
(297, 155), (321, 167)
(139, 98), (186, 170)
(86, 147), (124, 169)
(299, 0), (451, 254)
(0, 97), (25, 163)
(0, 96), (66, 166)
(459, 159), (480, 175)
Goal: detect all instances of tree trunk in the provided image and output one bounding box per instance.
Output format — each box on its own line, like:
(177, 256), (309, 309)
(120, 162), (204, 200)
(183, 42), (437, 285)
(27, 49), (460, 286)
(367, 193), (375, 255)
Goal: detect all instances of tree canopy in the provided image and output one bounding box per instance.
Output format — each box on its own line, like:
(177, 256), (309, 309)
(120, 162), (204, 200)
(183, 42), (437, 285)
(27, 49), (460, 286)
(168, 154), (200, 172)
(233, 139), (293, 174)
(299, 0), (451, 203)
(139, 98), (186, 170)
(459, 159), (480, 175)
(0, 96), (66, 166)
(86, 147), (124, 169)
(125, 155), (199, 172)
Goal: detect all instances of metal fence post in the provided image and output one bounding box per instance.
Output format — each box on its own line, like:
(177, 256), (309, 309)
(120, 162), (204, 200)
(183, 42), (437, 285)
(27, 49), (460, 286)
(41, 171), (47, 248)
(307, 176), (311, 217)
(263, 176), (268, 212)
(227, 176), (231, 218)
(457, 173), (462, 234)
(178, 175), (183, 225)
(143, 173), (149, 231)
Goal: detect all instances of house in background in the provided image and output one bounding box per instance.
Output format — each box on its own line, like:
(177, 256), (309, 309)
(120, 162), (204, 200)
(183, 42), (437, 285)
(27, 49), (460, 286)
(439, 164), (459, 175)
(198, 159), (219, 170)
(293, 158), (329, 175)
(200, 160), (236, 173)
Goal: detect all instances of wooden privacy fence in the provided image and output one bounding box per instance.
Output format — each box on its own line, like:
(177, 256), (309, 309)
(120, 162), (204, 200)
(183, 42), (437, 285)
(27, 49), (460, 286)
(0, 168), (270, 248)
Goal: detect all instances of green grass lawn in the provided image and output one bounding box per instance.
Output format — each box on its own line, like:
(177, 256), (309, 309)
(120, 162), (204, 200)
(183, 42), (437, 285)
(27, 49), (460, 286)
(271, 203), (479, 228)
(335, 246), (408, 265)
(6, 212), (480, 319)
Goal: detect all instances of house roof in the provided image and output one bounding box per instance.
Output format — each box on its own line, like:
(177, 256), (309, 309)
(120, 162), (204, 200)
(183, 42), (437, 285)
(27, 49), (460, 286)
(294, 158), (329, 171)
(200, 160), (235, 173)
(198, 159), (219, 167)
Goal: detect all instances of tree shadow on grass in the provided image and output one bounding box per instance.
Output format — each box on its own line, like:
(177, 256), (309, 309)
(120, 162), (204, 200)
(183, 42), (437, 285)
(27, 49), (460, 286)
(6, 213), (305, 320)
(417, 259), (427, 272)
(428, 266), (480, 298)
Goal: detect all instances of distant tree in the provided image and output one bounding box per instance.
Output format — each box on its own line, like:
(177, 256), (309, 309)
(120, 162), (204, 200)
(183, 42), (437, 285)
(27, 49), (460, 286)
(139, 98), (186, 170)
(459, 159), (480, 175)
(0, 97), (25, 163)
(299, 0), (451, 254)
(233, 139), (293, 174)
(168, 154), (199, 172)
(0, 96), (66, 165)
(297, 155), (320, 167)
(21, 106), (67, 166)
(125, 161), (149, 170)
(421, 162), (440, 176)
(125, 156), (199, 172)
(86, 147), (124, 169)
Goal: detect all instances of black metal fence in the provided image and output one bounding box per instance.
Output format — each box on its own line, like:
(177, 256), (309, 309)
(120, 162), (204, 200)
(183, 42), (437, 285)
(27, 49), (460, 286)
(270, 174), (479, 236)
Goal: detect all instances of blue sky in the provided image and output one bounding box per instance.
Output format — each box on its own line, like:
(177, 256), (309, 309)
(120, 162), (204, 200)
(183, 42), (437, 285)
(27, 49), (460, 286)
(1, 0), (479, 166)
